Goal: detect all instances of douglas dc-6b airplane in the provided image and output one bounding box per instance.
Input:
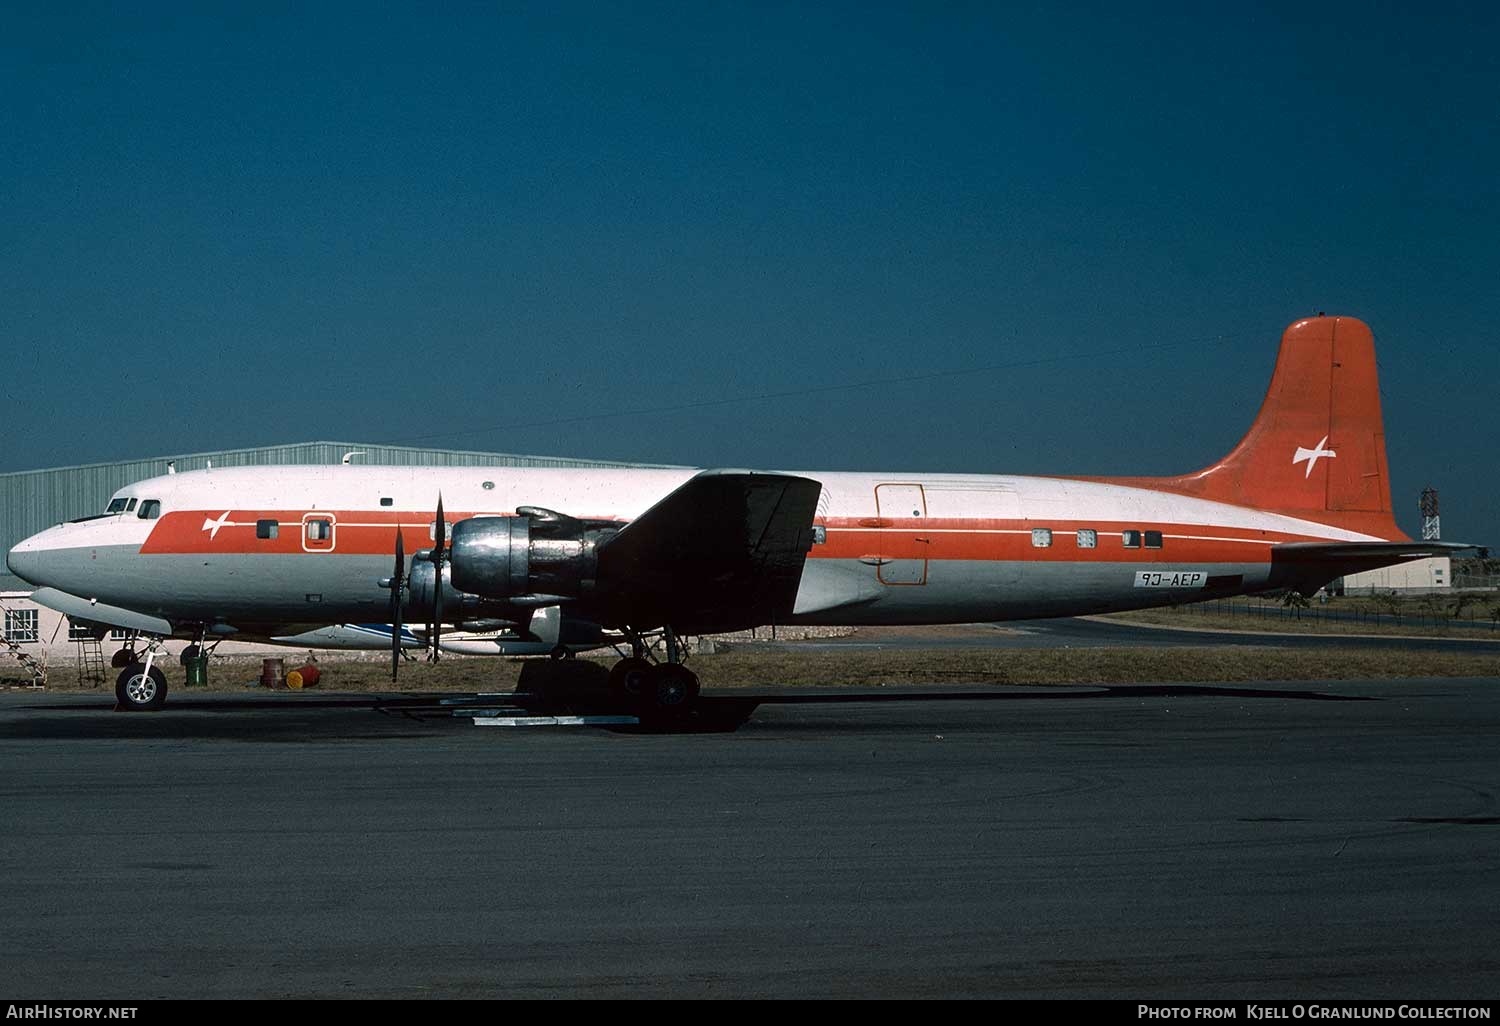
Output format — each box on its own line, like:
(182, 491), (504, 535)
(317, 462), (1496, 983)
(6, 316), (1469, 714)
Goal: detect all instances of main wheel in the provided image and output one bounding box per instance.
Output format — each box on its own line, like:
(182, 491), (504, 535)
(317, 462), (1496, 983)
(640, 664), (700, 719)
(608, 657), (653, 700)
(116, 664), (168, 711)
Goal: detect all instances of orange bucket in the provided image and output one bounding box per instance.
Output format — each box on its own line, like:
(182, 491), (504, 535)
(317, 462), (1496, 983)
(286, 664), (321, 689)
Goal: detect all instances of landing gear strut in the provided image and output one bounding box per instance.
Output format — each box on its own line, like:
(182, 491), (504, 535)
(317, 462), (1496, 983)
(115, 636), (169, 712)
(609, 626), (700, 721)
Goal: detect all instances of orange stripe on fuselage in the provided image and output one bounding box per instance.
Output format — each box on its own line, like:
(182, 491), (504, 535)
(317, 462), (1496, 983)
(141, 509), (1331, 565)
(820, 517), (1299, 564)
(139, 509), (514, 556)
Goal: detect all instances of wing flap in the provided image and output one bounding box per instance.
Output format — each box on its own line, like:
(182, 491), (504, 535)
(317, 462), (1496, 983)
(594, 470), (822, 633)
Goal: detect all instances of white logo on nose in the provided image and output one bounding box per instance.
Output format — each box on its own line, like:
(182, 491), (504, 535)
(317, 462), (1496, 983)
(1292, 436), (1337, 478)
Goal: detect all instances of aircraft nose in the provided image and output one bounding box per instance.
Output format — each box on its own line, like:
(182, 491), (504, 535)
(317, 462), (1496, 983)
(7, 531), (51, 587)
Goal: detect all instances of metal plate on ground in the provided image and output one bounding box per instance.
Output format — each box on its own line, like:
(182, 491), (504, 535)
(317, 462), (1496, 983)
(471, 714), (640, 727)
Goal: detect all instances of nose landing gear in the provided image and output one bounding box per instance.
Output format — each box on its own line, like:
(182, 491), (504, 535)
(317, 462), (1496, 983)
(112, 634), (173, 712)
(115, 663), (167, 711)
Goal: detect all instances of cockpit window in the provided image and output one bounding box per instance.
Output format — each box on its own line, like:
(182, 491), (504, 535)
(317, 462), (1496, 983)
(106, 498), (129, 514)
(137, 500), (161, 520)
(125, 498), (137, 512)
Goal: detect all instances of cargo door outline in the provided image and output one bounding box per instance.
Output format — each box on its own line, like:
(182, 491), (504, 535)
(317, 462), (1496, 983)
(875, 483), (927, 585)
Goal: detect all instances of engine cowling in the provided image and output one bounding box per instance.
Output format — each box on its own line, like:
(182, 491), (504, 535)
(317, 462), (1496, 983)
(449, 509), (620, 601)
(404, 560), (516, 622)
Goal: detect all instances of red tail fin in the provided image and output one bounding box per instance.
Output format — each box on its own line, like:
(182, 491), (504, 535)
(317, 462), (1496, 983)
(1105, 316), (1406, 539)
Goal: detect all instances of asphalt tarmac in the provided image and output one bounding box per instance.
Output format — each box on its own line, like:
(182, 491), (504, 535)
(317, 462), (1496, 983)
(3, 673), (1498, 999)
(768, 615), (1500, 653)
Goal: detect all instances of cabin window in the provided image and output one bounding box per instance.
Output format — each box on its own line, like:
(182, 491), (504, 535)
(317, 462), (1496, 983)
(256, 520), (279, 540)
(1144, 530), (1163, 549)
(137, 500), (161, 520)
(1031, 528), (1053, 548)
(106, 498), (128, 514)
(380, 497), (394, 507)
(302, 515), (336, 552)
(1122, 530), (1141, 548)
(1076, 529), (1097, 549)
(4, 609), (38, 644)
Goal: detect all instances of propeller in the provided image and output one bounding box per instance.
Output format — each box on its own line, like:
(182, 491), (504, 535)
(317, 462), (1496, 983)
(428, 494), (446, 662)
(387, 529), (405, 681)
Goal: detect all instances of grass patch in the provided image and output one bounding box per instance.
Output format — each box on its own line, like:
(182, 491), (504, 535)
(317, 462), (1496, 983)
(1105, 604), (1500, 639)
(35, 643), (1498, 695)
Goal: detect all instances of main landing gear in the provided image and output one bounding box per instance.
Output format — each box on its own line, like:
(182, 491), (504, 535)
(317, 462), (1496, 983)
(608, 627), (700, 722)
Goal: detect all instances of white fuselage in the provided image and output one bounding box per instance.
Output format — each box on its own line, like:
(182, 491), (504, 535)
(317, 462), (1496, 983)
(5, 464), (1380, 639)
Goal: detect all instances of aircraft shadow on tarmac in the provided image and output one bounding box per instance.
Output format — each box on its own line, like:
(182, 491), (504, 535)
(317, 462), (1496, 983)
(2, 655), (1374, 740)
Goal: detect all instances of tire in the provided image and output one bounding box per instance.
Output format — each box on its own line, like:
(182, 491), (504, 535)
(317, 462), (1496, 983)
(641, 664), (700, 718)
(116, 664), (168, 711)
(179, 645), (201, 667)
(608, 657), (653, 700)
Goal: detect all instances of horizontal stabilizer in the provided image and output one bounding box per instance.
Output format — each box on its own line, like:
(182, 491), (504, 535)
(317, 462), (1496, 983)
(1272, 541), (1473, 562)
(1267, 540), (1473, 594)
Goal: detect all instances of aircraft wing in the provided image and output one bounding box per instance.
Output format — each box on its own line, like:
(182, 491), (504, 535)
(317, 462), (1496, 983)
(29, 587), (175, 636)
(593, 470), (822, 633)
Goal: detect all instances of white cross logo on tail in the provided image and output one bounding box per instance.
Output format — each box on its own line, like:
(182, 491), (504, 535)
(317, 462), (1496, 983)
(1292, 436), (1336, 478)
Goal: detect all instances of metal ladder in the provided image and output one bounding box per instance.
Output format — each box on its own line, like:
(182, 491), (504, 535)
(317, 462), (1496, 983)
(76, 636), (106, 688)
(0, 605), (48, 689)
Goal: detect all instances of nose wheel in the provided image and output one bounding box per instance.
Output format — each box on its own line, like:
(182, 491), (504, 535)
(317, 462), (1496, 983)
(115, 664), (168, 711)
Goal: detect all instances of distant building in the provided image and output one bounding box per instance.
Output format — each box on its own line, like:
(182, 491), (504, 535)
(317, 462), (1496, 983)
(1336, 557), (1451, 594)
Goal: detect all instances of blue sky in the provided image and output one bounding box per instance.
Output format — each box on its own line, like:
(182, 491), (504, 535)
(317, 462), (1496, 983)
(3, 2), (1497, 543)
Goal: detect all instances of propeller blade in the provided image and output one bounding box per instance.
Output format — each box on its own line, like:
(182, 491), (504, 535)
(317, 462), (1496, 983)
(431, 567), (444, 662)
(429, 495), (446, 662)
(390, 529), (405, 681)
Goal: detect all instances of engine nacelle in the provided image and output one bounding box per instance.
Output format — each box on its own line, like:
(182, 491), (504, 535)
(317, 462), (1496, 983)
(449, 509), (620, 601)
(405, 560), (517, 622)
